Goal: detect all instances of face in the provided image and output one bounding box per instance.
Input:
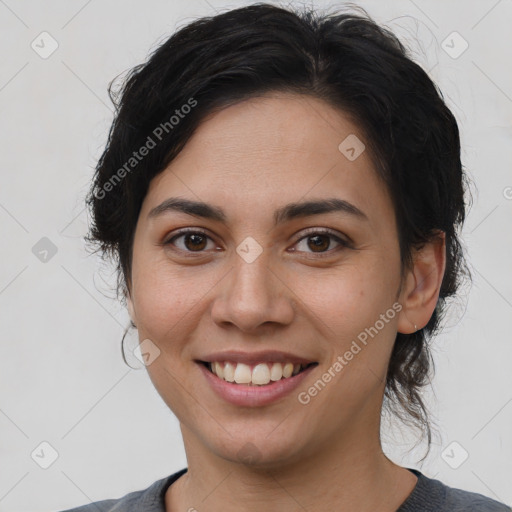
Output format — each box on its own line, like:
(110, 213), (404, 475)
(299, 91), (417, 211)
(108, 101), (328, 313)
(127, 92), (415, 468)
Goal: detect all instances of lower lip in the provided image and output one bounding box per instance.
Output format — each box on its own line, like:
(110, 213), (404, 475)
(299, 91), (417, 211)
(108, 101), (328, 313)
(197, 362), (317, 407)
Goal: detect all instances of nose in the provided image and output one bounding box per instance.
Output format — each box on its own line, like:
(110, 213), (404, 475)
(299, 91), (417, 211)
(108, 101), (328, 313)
(210, 253), (295, 333)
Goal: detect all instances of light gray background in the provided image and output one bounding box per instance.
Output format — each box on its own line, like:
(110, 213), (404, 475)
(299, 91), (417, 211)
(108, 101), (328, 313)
(0, 0), (511, 510)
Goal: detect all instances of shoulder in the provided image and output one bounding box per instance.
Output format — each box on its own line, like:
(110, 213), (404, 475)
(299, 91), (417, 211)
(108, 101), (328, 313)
(57, 498), (119, 512)
(400, 469), (511, 512)
(443, 484), (511, 511)
(55, 468), (188, 512)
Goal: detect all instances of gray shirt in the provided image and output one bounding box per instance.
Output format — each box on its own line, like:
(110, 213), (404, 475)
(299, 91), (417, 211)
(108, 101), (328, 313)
(57, 467), (511, 511)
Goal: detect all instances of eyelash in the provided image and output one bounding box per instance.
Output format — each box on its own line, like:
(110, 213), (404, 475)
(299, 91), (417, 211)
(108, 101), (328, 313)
(163, 227), (352, 257)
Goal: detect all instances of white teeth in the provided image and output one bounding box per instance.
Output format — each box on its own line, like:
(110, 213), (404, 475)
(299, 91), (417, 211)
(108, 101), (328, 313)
(252, 363), (270, 385)
(213, 361), (224, 379)
(223, 362), (235, 382)
(209, 361), (310, 385)
(282, 362), (294, 378)
(234, 363), (252, 384)
(270, 362), (282, 381)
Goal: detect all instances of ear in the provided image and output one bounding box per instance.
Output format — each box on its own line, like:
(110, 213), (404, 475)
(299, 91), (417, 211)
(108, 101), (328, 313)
(126, 290), (137, 328)
(397, 231), (446, 334)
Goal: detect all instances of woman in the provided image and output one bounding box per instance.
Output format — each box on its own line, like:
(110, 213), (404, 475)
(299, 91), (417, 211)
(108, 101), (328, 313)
(60, 3), (510, 511)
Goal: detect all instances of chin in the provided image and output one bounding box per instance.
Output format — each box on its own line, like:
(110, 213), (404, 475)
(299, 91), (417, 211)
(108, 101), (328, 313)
(209, 431), (307, 471)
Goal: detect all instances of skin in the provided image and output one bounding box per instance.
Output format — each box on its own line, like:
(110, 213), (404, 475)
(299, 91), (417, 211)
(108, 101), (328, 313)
(126, 92), (446, 511)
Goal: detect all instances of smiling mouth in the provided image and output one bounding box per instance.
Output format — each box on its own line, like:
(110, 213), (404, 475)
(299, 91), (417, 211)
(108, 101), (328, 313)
(199, 360), (318, 386)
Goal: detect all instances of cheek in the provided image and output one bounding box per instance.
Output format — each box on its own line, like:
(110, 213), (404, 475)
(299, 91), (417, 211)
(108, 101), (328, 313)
(131, 259), (217, 340)
(299, 261), (399, 385)
(299, 262), (394, 333)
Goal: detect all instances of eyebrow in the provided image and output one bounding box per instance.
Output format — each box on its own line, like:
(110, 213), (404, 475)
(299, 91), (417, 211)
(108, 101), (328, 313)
(148, 197), (368, 225)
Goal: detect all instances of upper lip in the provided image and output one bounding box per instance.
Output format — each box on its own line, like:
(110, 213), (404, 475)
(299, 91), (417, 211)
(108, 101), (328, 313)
(196, 350), (317, 366)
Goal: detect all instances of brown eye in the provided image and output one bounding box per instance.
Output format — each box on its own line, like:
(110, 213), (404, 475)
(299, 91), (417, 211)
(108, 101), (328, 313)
(306, 234), (331, 252)
(183, 233), (208, 251)
(165, 230), (214, 253)
(293, 229), (350, 255)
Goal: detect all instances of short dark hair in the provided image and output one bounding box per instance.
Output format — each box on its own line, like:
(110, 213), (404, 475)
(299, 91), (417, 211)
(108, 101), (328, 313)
(85, 2), (472, 457)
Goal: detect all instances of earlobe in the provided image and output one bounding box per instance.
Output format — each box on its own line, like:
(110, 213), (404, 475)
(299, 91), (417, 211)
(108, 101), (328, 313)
(397, 232), (446, 334)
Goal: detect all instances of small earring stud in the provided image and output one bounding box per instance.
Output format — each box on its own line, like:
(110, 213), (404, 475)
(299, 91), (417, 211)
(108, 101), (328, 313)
(414, 324), (418, 332)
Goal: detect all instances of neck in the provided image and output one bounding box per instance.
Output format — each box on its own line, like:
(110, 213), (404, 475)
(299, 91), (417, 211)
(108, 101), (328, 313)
(166, 416), (418, 512)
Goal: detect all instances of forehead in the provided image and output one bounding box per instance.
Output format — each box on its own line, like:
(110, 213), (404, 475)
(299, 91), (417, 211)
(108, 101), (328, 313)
(142, 92), (393, 229)
(182, 92), (367, 173)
